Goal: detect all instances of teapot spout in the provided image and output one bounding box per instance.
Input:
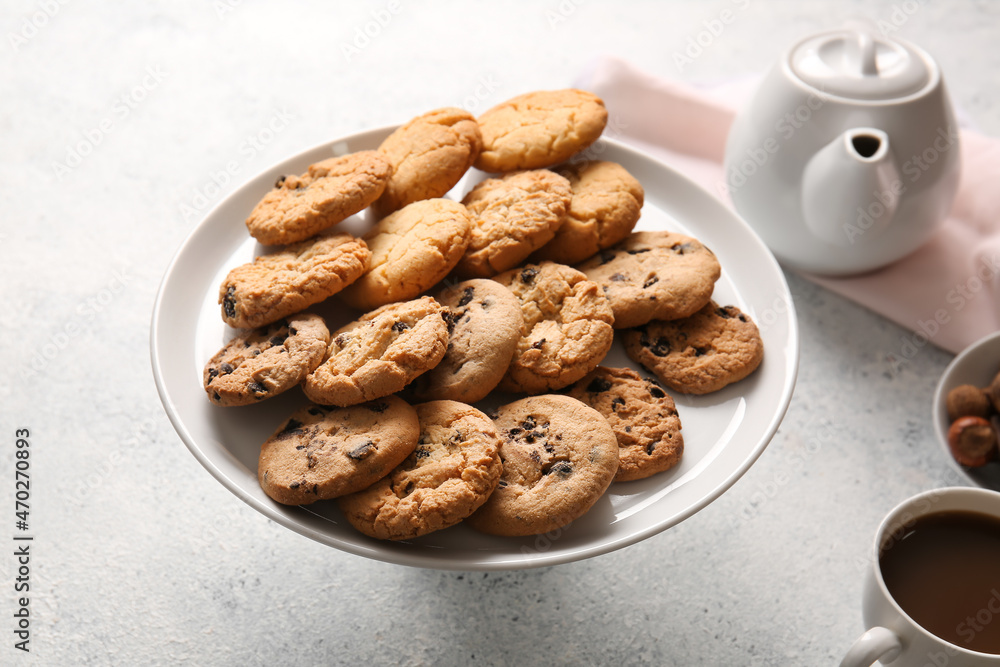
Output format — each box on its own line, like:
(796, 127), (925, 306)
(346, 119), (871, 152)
(801, 128), (902, 246)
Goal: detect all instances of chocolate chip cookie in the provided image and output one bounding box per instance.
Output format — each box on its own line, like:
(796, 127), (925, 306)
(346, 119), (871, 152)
(246, 150), (392, 246)
(374, 107), (482, 216)
(454, 169), (571, 278)
(257, 396), (419, 505)
(623, 302), (764, 395)
(302, 296), (448, 407)
(219, 230), (371, 329)
(531, 160), (644, 265)
(338, 198), (472, 311)
(204, 314), (330, 407)
(406, 279), (524, 403)
(474, 89), (608, 173)
(566, 366), (684, 481)
(465, 394), (618, 536)
(337, 400), (503, 540)
(578, 231), (721, 329)
(493, 261), (615, 394)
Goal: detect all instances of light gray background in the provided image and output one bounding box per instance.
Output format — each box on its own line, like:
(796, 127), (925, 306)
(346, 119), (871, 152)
(2, 1), (997, 665)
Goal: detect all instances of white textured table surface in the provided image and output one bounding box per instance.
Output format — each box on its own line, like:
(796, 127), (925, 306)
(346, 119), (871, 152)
(3, 1), (998, 665)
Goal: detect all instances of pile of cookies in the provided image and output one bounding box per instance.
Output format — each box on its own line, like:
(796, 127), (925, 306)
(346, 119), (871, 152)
(202, 89), (764, 541)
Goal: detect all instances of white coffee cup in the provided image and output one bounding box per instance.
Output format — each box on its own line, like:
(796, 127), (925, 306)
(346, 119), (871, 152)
(841, 486), (1000, 666)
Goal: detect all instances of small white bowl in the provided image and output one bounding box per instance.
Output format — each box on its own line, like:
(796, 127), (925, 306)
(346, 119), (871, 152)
(932, 330), (1000, 490)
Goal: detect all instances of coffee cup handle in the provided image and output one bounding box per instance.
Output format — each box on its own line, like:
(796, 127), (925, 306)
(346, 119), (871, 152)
(840, 626), (903, 666)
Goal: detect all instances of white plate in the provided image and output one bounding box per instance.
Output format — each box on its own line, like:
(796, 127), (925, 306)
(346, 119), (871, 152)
(932, 330), (1000, 490)
(151, 126), (799, 570)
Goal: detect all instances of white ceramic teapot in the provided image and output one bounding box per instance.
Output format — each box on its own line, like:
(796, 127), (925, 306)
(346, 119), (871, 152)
(724, 29), (961, 275)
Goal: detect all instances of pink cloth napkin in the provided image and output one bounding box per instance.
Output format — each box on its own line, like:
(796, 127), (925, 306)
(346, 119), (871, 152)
(577, 56), (1000, 355)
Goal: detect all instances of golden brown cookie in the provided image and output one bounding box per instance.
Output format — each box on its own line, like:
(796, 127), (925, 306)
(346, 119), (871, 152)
(337, 400), (503, 540)
(465, 394), (618, 536)
(474, 89), (608, 173)
(257, 396), (419, 505)
(219, 231), (370, 329)
(577, 231), (721, 330)
(246, 151), (392, 245)
(530, 160), (644, 265)
(565, 366), (684, 482)
(302, 296), (448, 407)
(374, 108), (482, 216)
(454, 169), (571, 278)
(493, 262), (615, 394)
(204, 314), (330, 407)
(338, 199), (472, 311)
(406, 279), (525, 403)
(622, 303), (764, 395)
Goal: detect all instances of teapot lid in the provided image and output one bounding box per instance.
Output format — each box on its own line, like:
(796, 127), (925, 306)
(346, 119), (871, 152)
(789, 30), (936, 101)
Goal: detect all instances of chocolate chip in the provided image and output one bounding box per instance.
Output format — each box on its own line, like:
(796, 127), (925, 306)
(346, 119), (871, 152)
(442, 310), (461, 333)
(520, 267), (538, 284)
(507, 427), (522, 437)
(295, 445), (306, 450)
(414, 447), (430, 459)
(610, 273), (627, 282)
(498, 480), (508, 487)
(219, 363), (234, 375)
(543, 442), (555, 453)
(545, 462), (572, 476)
(648, 384), (666, 399)
(521, 416), (536, 431)
(642, 275), (659, 289)
(366, 402), (389, 413)
(694, 347), (709, 357)
(531, 339), (545, 350)
(207, 368), (219, 381)
(222, 286), (236, 319)
(248, 381), (267, 394)
(269, 332), (288, 346)
(334, 333), (351, 347)
(457, 286), (475, 307)
(212, 391), (221, 402)
(611, 397), (625, 412)
(646, 443), (656, 455)
(598, 250), (616, 265)
(586, 377), (612, 393)
(392, 321), (410, 332)
(671, 242), (695, 254)
(290, 481), (300, 489)
(252, 349), (261, 357)
(347, 441), (376, 460)
(627, 248), (651, 255)
(274, 175), (287, 188)
(278, 419), (303, 438)
(648, 337), (671, 356)
(525, 430), (545, 443)
(625, 426), (632, 433)
(529, 450), (541, 463)
(288, 326), (297, 335)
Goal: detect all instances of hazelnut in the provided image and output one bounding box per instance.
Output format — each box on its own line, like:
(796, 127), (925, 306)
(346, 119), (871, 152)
(989, 371), (1000, 413)
(947, 416), (998, 467)
(946, 384), (992, 421)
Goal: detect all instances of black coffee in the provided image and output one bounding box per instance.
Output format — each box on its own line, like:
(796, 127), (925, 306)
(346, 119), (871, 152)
(879, 510), (1000, 655)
